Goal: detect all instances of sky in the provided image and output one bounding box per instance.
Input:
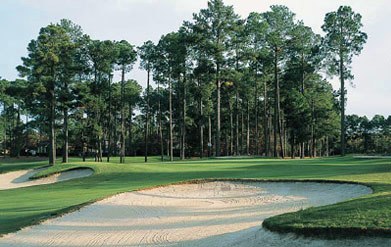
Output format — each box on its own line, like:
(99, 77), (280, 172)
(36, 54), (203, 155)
(0, 0), (390, 117)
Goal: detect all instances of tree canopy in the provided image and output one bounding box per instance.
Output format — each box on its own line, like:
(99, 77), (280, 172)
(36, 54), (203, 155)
(0, 2), (373, 162)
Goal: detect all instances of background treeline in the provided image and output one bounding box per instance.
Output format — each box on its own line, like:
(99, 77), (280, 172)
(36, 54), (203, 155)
(346, 115), (391, 154)
(0, 0), (370, 164)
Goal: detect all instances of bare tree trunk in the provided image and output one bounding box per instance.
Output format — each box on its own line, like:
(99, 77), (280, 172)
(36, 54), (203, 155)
(208, 115), (212, 157)
(62, 107), (68, 163)
(246, 102), (250, 155)
(255, 84), (259, 156)
(169, 70), (173, 161)
(120, 69), (126, 164)
(2, 102), (6, 158)
(273, 49), (278, 158)
(144, 68), (150, 163)
(49, 81), (56, 166)
(181, 75), (186, 160)
(158, 82), (164, 161)
(310, 100), (315, 158)
(62, 78), (69, 163)
(340, 52), (346, 156)
(98, 138), (102, 162)
(235, 90), (239, 156)
(216, 65), (221, 157)
(326, 136), (330, 157)
(128, 105), (133, 156)
(229, 101), (234, 156)
(268, 115), (272, 157)
(200, 96), (204, 159)
(107, 75), (112, 163)
(282, 117), (286, 158)
(225, 133), (229, 156)
(16, 105), (21, 158)
(241, 111), (244, 155)
(274, 47), (284, 158)
(291, 131), (295, 159)
(264, 81), (269, 157)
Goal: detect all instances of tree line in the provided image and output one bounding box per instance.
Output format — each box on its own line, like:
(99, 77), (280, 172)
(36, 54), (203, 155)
(0, 1), (369, 165)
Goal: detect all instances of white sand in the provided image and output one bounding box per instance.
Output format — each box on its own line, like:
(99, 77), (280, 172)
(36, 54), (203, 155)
(0, 168), (93, 190)
(0, 181), (389, 247)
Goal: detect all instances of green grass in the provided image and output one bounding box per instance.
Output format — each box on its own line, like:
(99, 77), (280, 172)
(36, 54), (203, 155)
(0, 156), (390, 238)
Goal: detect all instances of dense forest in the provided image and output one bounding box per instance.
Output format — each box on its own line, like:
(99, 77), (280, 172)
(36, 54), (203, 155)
(0, 0), (381, 165)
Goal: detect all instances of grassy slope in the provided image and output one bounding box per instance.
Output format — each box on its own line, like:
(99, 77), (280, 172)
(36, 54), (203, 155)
(0, 156), (390, 237)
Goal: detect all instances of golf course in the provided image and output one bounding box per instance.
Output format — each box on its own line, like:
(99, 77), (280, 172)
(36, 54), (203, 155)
(1, 0), (391, 245)
(0, 156), (390, 246)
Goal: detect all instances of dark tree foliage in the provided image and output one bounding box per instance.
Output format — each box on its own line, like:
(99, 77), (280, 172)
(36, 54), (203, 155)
(0, 2), (373, 163)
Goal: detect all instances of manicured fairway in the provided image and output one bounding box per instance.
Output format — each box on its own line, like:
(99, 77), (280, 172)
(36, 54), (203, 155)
(0, 156), (390, 237)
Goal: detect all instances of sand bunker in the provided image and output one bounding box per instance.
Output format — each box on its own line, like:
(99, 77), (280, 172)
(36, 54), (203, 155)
(0, 168), (93, 190)
(1, 181), (389, 247)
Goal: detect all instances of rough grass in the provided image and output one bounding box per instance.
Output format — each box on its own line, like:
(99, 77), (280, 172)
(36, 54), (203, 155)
(0, 156), (390, 238)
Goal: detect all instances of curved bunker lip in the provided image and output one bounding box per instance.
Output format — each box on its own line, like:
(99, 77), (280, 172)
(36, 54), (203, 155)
(1, 180), (388, 247)
(0, 167), (94, 190)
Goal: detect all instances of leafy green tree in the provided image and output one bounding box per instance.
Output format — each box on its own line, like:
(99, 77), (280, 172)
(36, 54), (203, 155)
(322, 6), (367, 156)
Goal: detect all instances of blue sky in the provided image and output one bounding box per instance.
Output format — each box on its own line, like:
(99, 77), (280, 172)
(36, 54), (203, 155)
(0, 0), (390, 117)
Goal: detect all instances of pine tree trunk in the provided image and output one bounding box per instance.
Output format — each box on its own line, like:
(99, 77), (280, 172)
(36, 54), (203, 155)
(300, 52), (306, 160)
(281, 116), (286, 158)
(158, 82), (164, 161)
(62, 106), (69, 163)
(291, 131), (295, 159)
(229, 101), (233, 156)
(326, 136), (330, 157)
(274, 47), (284, 158)
(340, 52), (346, 156)
(310, 100), (315, 158)
(145, 68), (150, 163)
(273, 48), (278, 158)
(169, 70), (173, 161)
(16, 105), (21, 158)
(120, 68), (126, 164)
(208, 115), (212, 157)
(216, 65), (221, 157)
(246, 102), (250, 155)
(107, 75), (112, 163)
(98, 138), (102, 162)
(181, 75), (186, 160)
(200, 96), (204, 159)
(301, 142), (305, 159)
(264, 80), (269, 157)
(241, 111), (244, 155)
(49, 81), (56, 166)
(235, 90), (239, 156)
(255, 80), (259, 156)
(2, 102), (6, 158)
(128, 105), (133, 156)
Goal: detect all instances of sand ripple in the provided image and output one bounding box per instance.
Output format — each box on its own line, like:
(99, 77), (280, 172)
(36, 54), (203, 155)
(1, 181), (389, 246)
